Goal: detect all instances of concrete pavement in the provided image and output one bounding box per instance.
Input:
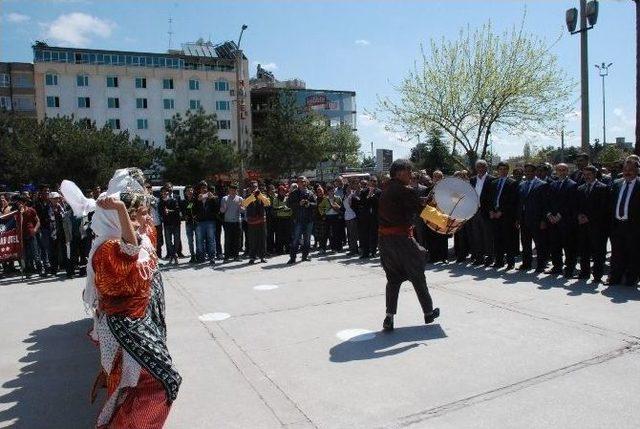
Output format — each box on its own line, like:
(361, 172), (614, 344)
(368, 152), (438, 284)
(1, 252), (640, 428)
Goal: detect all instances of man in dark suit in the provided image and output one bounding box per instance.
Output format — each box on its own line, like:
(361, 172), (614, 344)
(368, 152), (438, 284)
(469, 159), (495, 266)
(488, 162), (518, 270)
(546, 163), (578, 277)
(570, 153), (590, 186)
(607, 159), (640, 286)
(576, 165), (609, 282)
(517, 163), (550, 272)
(357, 176), (382, 259)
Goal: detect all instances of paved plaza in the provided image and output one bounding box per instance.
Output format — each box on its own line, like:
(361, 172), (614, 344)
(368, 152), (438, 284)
(2, 251), (640, 428)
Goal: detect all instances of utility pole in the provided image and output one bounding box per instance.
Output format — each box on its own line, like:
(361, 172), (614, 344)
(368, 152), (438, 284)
(565, 0), (599, 151)
(595, 62), (613, 145)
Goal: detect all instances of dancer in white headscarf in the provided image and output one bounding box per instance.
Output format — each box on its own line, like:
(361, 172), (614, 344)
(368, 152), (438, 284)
(61, 168), (181, 429)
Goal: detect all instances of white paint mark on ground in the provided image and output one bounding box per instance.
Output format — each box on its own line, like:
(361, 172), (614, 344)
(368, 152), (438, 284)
(199, 312), (231, 322)
(336, 329), (376, 342)
(254, 284), (280, 291)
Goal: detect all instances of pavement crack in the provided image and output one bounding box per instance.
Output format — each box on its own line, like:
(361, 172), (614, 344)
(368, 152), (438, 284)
(382, 342), (640, 428)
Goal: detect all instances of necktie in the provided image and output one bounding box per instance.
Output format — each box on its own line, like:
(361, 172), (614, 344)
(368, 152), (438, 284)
(526, 180), (533, 196)
(618, 182), (629, 218)
(587, 183), (593, 196)
(495, 178), (505, 207)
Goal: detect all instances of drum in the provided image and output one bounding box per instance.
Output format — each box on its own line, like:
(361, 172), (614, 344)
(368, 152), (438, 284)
(420, 177), (479, 235)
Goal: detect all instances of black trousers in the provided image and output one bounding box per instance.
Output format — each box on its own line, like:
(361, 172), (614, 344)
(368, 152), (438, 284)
(578, 224), (607, 279)
(155, 225), (164, 257)
(223, 222), (241, 259)
(247, 223), (266, 260)
(470, 213), (493, 261)
(358, 216), (378, 257)
(520, 223), (547, 269)
(274, 217), (292, 254)
(454, 224), (470, 261)
(610, 220), (640, 284)
(380, 235), (433, 315)
(266, 216), (276, 254)
(492, 216), (516, 265)
(426, 228), (448, 262)
(327, 215), (343, 252)
(549, 221), (577, 273)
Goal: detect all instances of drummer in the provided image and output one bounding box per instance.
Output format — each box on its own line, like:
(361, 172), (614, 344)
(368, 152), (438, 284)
(378, 159), (440, 331)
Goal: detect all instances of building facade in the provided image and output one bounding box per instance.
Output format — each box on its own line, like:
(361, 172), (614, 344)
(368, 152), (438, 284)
(32, 41), (251, 149)
(0, 62), (37, 117)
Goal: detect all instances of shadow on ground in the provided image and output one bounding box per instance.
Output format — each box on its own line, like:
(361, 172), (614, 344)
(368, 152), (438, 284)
(329, 324), (447, 363)
(0, 318), (100, 429)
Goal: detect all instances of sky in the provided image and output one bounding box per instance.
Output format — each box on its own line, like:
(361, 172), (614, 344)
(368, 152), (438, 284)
(1, 0), (636, 160)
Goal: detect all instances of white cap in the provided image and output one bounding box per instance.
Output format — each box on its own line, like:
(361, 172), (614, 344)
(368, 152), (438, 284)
(49, 192), (61, 199)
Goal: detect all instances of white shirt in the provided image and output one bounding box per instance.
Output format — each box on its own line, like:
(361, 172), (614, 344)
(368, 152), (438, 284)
(615, 179), (636, 221)
(475, 174), (487, 197)
(343, 193), (357, 221)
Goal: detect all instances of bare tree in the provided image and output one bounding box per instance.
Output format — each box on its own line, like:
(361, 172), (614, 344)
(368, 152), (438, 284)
(374, 18), (574, 168)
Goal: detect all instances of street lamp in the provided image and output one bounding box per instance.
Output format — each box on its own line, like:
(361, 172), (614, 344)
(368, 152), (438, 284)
(566, 0), (599, 151)
(594, 62), (613, 145)
(236, 24), (248, 180)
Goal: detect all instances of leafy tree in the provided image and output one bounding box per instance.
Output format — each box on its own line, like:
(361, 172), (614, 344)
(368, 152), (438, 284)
(325, 123), (361, 168)
(410, 127), (455, 174)
(162, 107), (237, 185)
(251, 91), (330, 177)
(523, 142), (532, 162)
(0, 112), (156, 189)
(375, 17), (574, 168)
(360, 155), (376, 170)
(597, 144), (627, 166)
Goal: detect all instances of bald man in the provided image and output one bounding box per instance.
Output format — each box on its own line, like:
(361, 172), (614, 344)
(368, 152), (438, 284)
(545, 163), (578, 277)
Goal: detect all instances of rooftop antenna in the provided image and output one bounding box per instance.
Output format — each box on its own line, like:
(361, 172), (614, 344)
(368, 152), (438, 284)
(168, 16), (174, 50)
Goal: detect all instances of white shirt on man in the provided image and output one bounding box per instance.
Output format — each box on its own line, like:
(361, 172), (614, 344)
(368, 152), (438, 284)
(475, 174), (487, 197)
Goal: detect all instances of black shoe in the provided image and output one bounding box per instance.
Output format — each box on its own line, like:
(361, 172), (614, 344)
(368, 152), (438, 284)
(604, 277), (621, 286)
(260, 258), (267, 263)
(534, 266), (546, 273)
(517, 264), (531, 271)
(545, 267), (563, 275)
(359, 254), (369, 260)
(177, 252), (185, 258)
(425, 308), (440, 324)
(592, 276), (602, 283)
(483, 257), (493, 267)
(456, 257), (467, 263)
(505, 262), (515, 271)
(248, 259), (256, 265)
(209, 259), (215, 266)
(301, 256), (310, 262)
(287, 258), (296, 265)
(383, 315), (394, 331)
(563, 270), (575, 278)
(189, 257), (197, 264)
(492, 260), (505, 268)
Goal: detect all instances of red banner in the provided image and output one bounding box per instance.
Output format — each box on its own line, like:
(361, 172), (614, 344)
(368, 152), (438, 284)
(0, 211), (22, 263)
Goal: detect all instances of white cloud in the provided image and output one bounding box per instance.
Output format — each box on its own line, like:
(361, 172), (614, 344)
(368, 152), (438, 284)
(41, 12), (114, 47)
(355, 39), (370, 46)
(6, 12), (30, 23)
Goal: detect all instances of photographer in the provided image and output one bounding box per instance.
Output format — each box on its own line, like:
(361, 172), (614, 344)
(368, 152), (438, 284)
(195, 181), (220, 265)
(242, 181), (270, 264)
(287, 176), (317, 264)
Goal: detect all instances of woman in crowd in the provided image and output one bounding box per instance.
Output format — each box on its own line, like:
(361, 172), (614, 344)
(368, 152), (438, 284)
(315, 186), (329, 254)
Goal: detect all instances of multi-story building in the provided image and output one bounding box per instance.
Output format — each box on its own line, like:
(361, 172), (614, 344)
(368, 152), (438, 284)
(0, 62), (37, 117)
(32, 41), (251, 149)
(250, 65), (356, 134)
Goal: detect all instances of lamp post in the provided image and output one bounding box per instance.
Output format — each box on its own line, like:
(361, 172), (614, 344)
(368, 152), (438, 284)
(594, 62), (613, 145)
(566, 0), (599, 151)
(235, 24), (248, 181)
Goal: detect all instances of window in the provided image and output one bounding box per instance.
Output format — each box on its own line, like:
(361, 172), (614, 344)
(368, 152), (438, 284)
(45, 73), (58, 86)
(135, 77), (147, 88)
(163, 98), (174, 109)
(77, 97), (90, 108)
(137, 119), (149, 130)
(13, 74), (33, 88)
(216, 100), (230, 111)
(0, 74), (10, 87)
(0, 96), (12, 110)
(107, 119), (121, 130)
(214, 80), (229, 91)
(107, 97), (120, 108)
(220, 139), (231, 145)
(106, 76), (118, 88)
(164, 119), (172, 130)
(13, 97), (35, 111)
(136, 98), (148, 109)
(189, 79), (199, 90)
(162, 78), (174, 89)
(189, 99), (201, 110)
(76, 74), (89, 87)
(46, 96), (60, 108)
(217, 120), (231, 130)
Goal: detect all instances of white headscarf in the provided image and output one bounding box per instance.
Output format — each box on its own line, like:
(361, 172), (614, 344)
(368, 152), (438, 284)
(60, 169), (148, 322)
